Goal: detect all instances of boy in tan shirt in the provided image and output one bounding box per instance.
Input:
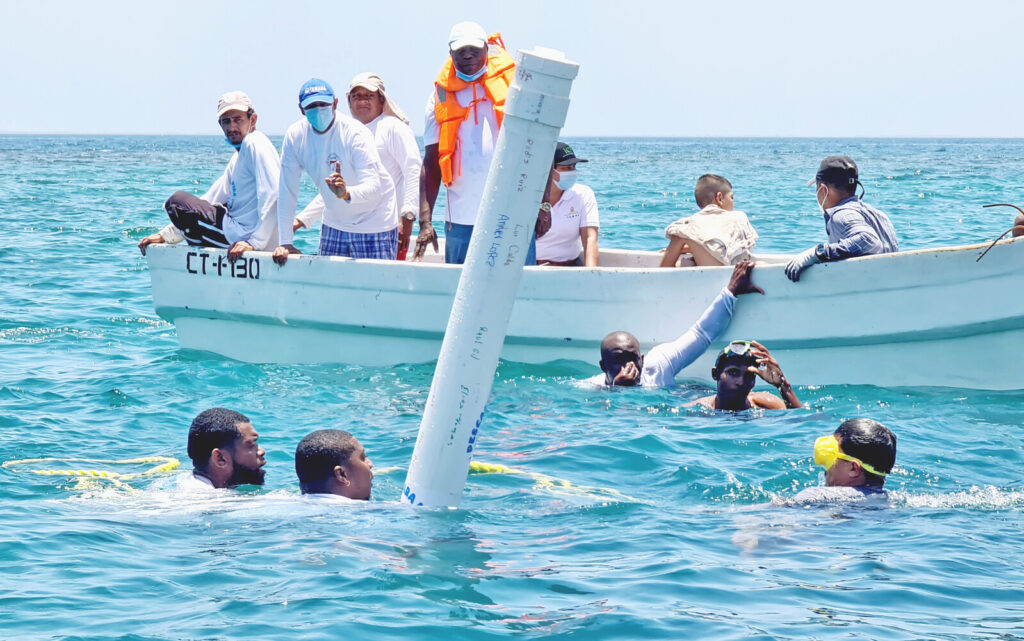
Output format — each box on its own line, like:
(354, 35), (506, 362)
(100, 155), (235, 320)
(660, 174), (758, 267)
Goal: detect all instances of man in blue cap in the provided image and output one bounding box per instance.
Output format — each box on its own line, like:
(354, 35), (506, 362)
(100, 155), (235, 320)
(785, 155), (898, 282)
(272, 78), (398, 264)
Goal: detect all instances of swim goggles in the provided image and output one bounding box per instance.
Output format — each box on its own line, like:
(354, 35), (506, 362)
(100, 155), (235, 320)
(813, 434), (887, 477)
(720, 340), (754, 358)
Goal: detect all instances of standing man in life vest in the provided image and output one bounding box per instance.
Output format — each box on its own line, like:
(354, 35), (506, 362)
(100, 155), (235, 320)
(417, 21), (534, 264)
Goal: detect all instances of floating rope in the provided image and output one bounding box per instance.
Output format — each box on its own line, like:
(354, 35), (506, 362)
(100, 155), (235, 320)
(469, 459), (641, 503)
(378, 461), (638, 503)
(2, 456), (180, 480)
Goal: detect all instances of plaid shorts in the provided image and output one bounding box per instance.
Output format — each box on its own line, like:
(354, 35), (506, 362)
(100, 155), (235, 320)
(319, 224), (398, 259)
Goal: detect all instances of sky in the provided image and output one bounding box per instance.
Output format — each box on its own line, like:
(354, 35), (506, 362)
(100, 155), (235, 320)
(2, 0), (1023, 137)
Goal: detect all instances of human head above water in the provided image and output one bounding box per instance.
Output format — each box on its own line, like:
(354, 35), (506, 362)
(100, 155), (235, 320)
(599, 331), (642, 387)
(694, 174), (734, 210)
(710, 341), (759, 408)
(821, 418), (897, 488)
(187, 407), (266, 488)
(295, 429), (374, 500)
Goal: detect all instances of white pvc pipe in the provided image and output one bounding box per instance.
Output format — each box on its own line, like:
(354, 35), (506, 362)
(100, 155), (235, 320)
(402, 47), (579, 508)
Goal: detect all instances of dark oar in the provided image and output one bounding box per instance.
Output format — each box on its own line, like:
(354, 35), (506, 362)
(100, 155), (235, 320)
(976, 203), (1023, 262)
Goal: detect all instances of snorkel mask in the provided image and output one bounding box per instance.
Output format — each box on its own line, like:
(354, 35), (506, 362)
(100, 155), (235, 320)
(813, 434), (888, 477)
(712, 340), (757, 376)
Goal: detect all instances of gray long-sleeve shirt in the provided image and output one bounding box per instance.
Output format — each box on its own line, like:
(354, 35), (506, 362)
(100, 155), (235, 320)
(817, 196), (898, 261)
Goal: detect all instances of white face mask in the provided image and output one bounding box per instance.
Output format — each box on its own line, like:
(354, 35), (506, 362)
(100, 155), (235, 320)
(816, 184), (830, 212)
(553, 169), (577, 191)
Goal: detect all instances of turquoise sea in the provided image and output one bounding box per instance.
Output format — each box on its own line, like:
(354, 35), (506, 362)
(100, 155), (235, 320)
(2, 135), (1023, 640)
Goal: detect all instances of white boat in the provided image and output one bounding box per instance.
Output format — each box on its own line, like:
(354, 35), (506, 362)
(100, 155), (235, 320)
(144, 237), (1024, 390)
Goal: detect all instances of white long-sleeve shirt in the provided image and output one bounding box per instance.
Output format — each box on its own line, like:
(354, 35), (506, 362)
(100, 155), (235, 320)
(296, 113), (420, 228)
(584, 288), (737, 388)
(159, 131), (281, 249)
(277, 113), (397, 245)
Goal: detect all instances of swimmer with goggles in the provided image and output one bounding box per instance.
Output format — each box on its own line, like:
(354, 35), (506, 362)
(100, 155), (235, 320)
(813, 434), (888, 478)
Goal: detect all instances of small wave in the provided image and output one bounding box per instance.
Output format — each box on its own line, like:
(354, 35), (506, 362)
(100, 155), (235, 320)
(0, 326), (95, 343)
(892, 485), (1024, 510)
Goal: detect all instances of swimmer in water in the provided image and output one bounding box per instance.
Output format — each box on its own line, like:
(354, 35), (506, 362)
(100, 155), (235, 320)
(588, 260), (764, 388)
(186, 408), (267, 489)
(687, 340), (802, 410)
(295, 429), (374, 500)
(789, 418), (897, 503)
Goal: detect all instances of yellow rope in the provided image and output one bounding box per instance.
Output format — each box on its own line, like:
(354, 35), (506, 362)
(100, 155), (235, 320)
(469, 460), (640, 503)
(2, 456), (180, 480)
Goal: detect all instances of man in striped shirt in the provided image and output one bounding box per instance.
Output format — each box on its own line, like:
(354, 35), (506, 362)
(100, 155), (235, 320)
(785, 155), (898, 282)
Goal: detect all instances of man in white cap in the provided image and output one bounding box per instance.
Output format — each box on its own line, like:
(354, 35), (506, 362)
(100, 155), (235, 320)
(293, 73), (422, 260)
(418, 21), (527, 264)
(272, 78), (398, 264)
(138, 91), (281, 262)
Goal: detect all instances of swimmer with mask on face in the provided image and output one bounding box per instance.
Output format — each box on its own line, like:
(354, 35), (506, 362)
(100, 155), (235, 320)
(782, 418), (897, 504)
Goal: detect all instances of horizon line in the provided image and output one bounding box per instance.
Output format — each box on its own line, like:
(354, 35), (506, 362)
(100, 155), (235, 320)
(2, 132), (1023, 141)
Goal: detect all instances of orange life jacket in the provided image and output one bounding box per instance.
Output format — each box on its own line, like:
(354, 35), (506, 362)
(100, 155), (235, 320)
(434, 33), (516, 186)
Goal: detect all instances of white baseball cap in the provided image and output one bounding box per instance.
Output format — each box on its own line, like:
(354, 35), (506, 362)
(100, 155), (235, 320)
(347, 72), (409, 124)
(216, 91), (253, 118)
(448, 21), (487, 50)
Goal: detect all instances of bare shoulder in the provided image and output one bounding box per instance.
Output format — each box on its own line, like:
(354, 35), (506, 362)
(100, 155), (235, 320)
(749, 392), (786, 410)
(685, 395), (716, 408)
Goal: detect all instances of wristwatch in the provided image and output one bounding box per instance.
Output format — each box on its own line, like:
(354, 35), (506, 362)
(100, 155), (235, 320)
(403, 211), (416, 221)
(539, 202), (552, 213)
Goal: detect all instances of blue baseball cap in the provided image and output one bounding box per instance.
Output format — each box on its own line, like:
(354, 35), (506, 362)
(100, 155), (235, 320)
(299, 78), (335, 108)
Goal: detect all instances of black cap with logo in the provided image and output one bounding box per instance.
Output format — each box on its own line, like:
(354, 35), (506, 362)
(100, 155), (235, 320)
(553, 142), (589, 166)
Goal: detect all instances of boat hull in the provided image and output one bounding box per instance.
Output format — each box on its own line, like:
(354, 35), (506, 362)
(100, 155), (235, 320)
(145, 239), (1024, 389)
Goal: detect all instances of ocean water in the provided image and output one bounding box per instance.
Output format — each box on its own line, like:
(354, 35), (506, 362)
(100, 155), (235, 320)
(1, 135), (1023, 640)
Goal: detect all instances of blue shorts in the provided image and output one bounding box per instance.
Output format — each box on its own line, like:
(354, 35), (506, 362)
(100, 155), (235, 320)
(319, 224), (398, 260)
(444, 223), (537, 265)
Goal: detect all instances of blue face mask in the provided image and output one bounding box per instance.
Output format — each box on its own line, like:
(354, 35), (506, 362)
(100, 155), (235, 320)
(455, 65), (486, 82)
(554, 169), (577, 191)
(305, 105), (335, 133)
(224, 137), (242, 150)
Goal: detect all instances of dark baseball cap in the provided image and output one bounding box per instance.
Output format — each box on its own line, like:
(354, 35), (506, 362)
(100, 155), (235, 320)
(810, 155), (859, 187)
(553, 142), (588, 166)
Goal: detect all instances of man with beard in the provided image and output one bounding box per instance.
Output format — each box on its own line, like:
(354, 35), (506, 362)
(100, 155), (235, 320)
(185, 407), (266, 489)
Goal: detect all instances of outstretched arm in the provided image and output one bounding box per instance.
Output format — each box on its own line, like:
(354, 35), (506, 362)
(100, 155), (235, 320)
(643, 261), (762, 385)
